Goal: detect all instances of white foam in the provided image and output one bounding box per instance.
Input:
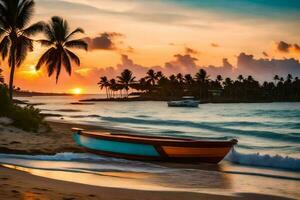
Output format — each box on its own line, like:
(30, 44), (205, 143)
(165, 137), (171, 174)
(225, 149), (300, 171)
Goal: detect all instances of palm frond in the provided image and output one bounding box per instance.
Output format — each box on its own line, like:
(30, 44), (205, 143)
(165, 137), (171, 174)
(17, 0), (35, 29)
(62, 49), (71, 75)
(35, 47), (55, 70)
(16, 35), (33, 67)
(36, 39), (53, 47)
(65, 27), (84, 41)
(64, 39), (88, 50)
(22, 21), (45, 36)
(55, 53), (62, 83)
(65, 49), (80, 65)
(46, 49), (59, 77)
(0, 35), (10, 60)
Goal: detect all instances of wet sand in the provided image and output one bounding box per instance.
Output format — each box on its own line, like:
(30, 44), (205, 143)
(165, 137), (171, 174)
(0, 166), (295, 200)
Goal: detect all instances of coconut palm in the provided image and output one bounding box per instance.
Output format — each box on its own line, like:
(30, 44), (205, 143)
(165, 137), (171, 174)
(117, 69), (135, 98)
(145, 69), (157, 86)
(195, 69), (208, 83)
(0, 0), (45, 99)
(216, 75), (223, 82)
(36, 16), (87, 83)
(273, 75), (279, 85)
(97, 76), (109, 98)
(109, 78), (117, 98)
(237, 75), (244, 82)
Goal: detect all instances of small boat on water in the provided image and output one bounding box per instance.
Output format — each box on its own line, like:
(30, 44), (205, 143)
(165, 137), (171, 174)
(167, 96), (200, 107)
(72, 128), (237, 163)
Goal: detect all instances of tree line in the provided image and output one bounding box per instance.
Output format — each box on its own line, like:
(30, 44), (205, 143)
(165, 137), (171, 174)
(98, 69), (300, 102)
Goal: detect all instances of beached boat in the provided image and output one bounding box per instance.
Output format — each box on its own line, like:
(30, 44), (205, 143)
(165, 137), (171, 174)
(72, 128), (237, 163)
(167, 96), (200, 107)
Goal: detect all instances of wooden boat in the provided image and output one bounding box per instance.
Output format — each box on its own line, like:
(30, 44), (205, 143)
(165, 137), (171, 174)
(72, 128), (237, 163)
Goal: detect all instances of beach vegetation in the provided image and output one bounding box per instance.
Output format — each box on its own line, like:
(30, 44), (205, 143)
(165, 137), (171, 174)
(36, 16), (88, 83)
(0, 0), (45, 99)
(0, 84), (44, 132)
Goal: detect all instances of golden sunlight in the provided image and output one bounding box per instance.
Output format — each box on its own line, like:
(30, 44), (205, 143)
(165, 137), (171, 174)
(71, 88), (82, 95)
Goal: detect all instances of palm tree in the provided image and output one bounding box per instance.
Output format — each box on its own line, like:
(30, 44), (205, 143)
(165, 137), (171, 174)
(109, 78), (117, 98)
(0, 68), (4, 84)
(36, 16), (87, 83)
(117, 69), (135, 98)
(0, 0), (45, 99)
(195, 69), (208, 83)
(145, 69), (157, 86)
(216, 75), (223, 82)
(97, 76), (109, 98)
(176, 73), (184, 83)
(237, 75), (244, 82)
(273, 75), (279, 85)
(247, 75), (254, 82)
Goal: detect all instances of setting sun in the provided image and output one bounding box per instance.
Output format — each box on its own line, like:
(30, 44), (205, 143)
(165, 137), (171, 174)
(71, 88), (82, 95)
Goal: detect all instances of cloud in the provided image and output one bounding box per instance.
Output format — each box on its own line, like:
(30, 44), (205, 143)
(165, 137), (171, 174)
(184, 47), (200, 55)
(83, 32), (124, 50)
(294, 44), (300, 53)
(237, 52), (300, 80)
(211, 43), (219, 47)
(262, 51), (269, 57)
(77, 52), (300, 84)
(276, 41), (300, 54)
(277, 41), (292, 52)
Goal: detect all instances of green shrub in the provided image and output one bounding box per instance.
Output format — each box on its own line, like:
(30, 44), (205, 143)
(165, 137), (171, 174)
(0, 85), (45, 132)
(9, 105), (44, 132)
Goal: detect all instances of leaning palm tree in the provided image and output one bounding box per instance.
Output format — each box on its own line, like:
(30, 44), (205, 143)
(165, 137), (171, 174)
(0, 0), (45, 99)
(36, 16), (87, 83)
(117, 69), (135, 98)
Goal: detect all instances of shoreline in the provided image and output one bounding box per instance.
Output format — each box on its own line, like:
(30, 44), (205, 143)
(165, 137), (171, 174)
(1, 166), (292, 200)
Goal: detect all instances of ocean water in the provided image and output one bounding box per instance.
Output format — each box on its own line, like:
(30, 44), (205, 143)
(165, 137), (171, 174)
(15, 95), (300, 171)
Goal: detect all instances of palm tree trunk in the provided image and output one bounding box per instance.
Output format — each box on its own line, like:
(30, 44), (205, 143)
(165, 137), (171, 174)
(9, 48), (16, 100)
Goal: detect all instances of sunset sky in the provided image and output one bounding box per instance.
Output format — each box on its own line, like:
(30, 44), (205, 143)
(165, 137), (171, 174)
(1, 0), (300, 93)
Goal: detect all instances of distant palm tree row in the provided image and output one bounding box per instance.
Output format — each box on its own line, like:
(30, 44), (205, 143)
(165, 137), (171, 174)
(0, 0), (87, 99)
(98, 69), (300, 102)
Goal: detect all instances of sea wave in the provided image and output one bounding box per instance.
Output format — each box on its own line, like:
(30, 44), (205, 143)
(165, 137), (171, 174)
(100, 116), (300, 143)
(0, 152), (115, 162)
(225, 149), (300, 171)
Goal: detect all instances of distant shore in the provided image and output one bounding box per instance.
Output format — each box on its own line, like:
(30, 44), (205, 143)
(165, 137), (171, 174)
(79, 96), (300, 104)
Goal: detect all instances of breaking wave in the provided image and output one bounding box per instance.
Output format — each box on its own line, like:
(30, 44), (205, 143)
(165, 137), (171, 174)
(225, 149), (300, 171)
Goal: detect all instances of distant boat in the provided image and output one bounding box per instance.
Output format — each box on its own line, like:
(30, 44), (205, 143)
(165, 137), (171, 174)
(72, 128), (237, 163)
(168, 96), (200, 107)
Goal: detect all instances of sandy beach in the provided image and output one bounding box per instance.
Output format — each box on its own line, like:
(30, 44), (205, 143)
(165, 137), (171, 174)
(0, 120), (299, 200)
(0, 165), (296, 200)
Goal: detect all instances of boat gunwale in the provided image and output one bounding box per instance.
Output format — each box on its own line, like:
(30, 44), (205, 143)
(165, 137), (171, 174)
(72, 128), (237, 148)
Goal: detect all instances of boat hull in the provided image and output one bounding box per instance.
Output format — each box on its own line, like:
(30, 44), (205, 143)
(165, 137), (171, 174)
(72, 129), (237, 163)
(167, 100), (199, 107)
